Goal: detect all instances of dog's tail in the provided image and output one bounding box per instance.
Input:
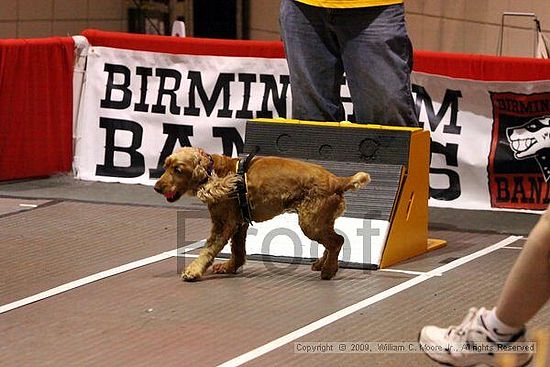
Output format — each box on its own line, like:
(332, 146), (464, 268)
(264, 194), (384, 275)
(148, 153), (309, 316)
(338, 172), (371, 192)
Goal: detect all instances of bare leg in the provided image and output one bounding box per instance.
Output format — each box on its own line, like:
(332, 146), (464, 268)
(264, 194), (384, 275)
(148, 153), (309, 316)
(212, 223), (248, 274)
(495, 209), (550, 327)
(418, 211), (549, 365)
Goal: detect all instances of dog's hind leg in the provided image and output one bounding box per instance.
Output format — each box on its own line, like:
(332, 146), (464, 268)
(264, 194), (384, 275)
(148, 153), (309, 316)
(182, 220), (238, 281)
(212, 223), (248, 274)
(299, 195), (346, 280)
(314, 230), (344, 280)
(301, 224), (344, 280)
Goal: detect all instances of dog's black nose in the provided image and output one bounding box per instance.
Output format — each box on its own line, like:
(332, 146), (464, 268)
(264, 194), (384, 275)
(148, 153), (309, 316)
(154, 186), (163, 194)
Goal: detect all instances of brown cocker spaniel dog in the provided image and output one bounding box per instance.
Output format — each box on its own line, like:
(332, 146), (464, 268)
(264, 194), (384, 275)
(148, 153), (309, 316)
(154, 147), (370, 281)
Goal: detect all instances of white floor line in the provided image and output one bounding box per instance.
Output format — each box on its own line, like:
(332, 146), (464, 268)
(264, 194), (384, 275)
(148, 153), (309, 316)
(19, 204), (38, 208)
(502, 246), (523, 250)
(379, 268), (442, 277)
(216, 235), (523, 367)
(0, 241), (204, 315)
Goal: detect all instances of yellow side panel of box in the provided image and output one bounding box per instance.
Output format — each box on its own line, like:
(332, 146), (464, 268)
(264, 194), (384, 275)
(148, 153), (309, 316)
(380, 129), (446, 268)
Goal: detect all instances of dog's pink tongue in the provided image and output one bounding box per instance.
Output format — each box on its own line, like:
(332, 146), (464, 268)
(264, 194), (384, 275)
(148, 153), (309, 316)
(164, 191), (176, 199)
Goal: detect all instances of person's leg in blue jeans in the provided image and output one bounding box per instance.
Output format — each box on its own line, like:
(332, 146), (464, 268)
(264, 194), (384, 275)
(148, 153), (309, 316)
(337, 4), (418, 127)
(280, 0), (346, 122)
(280, 0), (418, 127)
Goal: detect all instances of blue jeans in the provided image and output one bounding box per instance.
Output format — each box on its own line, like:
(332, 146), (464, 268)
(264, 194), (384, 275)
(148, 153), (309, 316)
(280, 0), (419, 127)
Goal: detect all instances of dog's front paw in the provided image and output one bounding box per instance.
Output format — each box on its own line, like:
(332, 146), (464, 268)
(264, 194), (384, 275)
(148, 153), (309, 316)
(181, 268), (202, 282)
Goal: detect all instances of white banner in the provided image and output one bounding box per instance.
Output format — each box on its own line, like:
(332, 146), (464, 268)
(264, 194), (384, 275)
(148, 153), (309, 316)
(413, 72), (550, 211)
(75, 46), (550, 212)
(75, 46), (292, 184)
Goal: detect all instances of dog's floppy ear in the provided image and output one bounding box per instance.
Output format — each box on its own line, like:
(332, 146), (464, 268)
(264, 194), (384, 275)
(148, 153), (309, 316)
(191, 165), (207, 184)
(190, 150), (210, 185)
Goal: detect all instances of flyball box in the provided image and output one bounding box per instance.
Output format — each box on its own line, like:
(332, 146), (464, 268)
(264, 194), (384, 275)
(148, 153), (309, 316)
(220, 118), (446, 269)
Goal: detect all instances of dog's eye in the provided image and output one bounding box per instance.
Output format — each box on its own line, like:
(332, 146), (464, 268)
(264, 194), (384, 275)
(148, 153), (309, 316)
(174, 167), (183, 175)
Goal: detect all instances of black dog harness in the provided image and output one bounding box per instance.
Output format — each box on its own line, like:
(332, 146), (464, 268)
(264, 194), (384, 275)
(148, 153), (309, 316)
(235, 147), (259, 225)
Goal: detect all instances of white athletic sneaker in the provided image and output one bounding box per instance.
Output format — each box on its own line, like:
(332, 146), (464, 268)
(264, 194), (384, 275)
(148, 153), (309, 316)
(419, 307), (533, 366)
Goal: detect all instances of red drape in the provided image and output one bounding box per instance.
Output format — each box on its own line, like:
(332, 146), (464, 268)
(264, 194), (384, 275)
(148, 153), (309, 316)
(81, 29), (286, 58)
(414, 50), (550, 82)
(0, 37), (74, 181)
